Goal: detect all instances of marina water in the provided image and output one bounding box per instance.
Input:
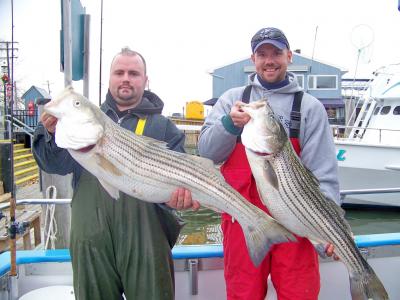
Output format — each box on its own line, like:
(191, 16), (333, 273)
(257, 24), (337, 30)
(177, 205), (400, 245)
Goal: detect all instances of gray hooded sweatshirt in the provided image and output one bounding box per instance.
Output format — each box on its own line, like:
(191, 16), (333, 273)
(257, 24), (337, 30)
(198, 72), (340, 205)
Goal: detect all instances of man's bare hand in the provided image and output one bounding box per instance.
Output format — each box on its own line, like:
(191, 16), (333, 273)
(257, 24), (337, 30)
(41, 112), (58, 134)
(166, 188), (201, 211)
(325, 244), (340, 261)
(230, 101), (251, 127)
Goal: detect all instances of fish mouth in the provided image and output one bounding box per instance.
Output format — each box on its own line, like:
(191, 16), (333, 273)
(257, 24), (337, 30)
(239, 100), (266, 117)
(43, 106), (61, 118)
(77, 144), (96, 153)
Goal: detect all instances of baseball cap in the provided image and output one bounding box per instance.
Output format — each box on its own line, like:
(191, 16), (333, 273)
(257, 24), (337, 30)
(251, 27), (290, 53)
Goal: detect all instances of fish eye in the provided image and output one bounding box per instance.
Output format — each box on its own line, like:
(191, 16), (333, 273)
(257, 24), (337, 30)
(73, 99), (81, 107)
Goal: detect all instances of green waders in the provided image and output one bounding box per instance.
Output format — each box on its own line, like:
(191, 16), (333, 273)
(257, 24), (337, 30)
(70, 170), (182, 300)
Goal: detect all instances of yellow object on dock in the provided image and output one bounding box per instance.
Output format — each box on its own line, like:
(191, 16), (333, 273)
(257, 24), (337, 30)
(185, 101), (204, 120)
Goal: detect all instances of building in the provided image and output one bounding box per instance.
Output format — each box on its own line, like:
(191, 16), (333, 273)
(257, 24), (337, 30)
(20, 85), (51, 129)
(208, 51), (347, 125)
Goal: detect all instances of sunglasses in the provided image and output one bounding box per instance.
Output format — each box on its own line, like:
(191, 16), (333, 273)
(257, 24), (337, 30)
(251, 28), (290, 50)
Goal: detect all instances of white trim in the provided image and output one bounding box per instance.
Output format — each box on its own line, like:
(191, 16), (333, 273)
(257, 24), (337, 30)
(295, 74), (305, 88)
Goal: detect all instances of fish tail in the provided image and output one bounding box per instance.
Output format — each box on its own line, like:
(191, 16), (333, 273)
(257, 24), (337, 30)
(242, 213), (296, 267)
(349, 262), (388, 300)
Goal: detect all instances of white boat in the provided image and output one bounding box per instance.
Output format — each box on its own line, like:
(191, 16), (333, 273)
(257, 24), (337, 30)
(334, 64), (400, 207)
(0, 232), (399, 300)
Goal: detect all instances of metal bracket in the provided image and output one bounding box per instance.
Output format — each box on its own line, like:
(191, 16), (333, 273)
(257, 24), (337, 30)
(188, 259), (198, 295)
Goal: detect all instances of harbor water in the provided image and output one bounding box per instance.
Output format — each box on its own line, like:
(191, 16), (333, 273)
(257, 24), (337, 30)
(176, 205), (400, 245)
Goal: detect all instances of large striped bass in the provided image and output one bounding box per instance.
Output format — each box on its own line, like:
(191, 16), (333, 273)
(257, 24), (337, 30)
(240, 100), (389, 300)
(43, 86), (296, 267)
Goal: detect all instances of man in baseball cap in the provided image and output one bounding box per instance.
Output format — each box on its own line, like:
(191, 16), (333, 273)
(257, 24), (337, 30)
(198, 26), (340, 300)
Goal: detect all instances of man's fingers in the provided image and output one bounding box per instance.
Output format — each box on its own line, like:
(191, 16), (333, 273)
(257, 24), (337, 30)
(166, 188), (201, 211)
(168, 189), (179, 208)
(230, 101), (250, 127)
(192, 201), (201, 211)
(41, 113), (58, 133)
(325, 244), (340, 261)
(182, 189), (192, 209)
(326, 244), (334, 255)
(176, 187), (185, 209)
(333, 254), (340, 261)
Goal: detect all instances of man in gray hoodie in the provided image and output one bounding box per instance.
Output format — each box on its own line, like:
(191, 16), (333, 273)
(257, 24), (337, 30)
(198, 27), (340, 300)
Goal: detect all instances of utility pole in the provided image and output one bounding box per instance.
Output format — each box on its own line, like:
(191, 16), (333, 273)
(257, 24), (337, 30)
(0, 41), (18, 139)
(98, 0), (103, 105)
(39, 0), (74, 249)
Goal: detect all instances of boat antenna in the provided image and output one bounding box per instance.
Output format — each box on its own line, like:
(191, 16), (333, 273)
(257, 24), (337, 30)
(350, 24), (374, 78)
(98, 0), (104, 106)
(310, 25), (318, 73)
(345, 24), (374, 128)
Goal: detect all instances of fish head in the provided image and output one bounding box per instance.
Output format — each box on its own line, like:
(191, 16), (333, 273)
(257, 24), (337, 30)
(44, 86), (105, 151)
(240, 99), (286, 154)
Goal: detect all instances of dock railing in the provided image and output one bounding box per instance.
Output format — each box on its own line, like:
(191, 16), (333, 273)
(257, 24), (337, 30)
(0, 186), (398, 211)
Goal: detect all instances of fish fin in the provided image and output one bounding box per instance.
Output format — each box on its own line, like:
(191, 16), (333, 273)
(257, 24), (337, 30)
(95, 154), (123, 176)
(326, 197), (346, 217)
(201, 203), (223, 213)
(99, 179), (120, 200)
(191, 155), (215, 169)
(138, 135), (169, 149)
(349, 262), (389, 300)
(324, 197), (353, 234)
(191, 156), (226, 181)
(302, 165), (320, 186)
(242, 211), (296, 267)
(263, 160), (279, 191)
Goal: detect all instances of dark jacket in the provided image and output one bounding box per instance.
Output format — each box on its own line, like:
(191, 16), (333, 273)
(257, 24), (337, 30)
(33, 90), (186, 187)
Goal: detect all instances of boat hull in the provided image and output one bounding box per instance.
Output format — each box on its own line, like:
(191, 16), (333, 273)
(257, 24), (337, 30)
(336, 141), (400, 207)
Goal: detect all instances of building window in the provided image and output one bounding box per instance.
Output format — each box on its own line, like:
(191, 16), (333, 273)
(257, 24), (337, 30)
(380, 106), (391, 115)
(308, 75), (337, 90)
(295, 75), (304, 88)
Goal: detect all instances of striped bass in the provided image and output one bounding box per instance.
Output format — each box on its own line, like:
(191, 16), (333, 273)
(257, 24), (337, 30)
(43, 86), (296, 267)
(240, 99), (389, 300)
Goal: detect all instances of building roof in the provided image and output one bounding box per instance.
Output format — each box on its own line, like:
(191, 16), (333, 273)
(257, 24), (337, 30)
(209, 52), (348, 74)
(203, 98), (218, 106)
(21, 85), (51, 100)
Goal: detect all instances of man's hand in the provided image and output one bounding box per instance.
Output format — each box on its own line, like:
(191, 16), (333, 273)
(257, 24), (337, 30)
(41, 112), (58, 134)
(325, 243), (340, 261)
(166, 188), (201, 211)
(230, 101), (251, 127)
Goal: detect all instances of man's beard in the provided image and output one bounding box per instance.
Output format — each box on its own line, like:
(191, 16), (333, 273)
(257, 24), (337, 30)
(117, 88), (135, 101)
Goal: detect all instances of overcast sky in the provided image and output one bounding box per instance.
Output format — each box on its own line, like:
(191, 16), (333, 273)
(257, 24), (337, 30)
(1, 0), (400, 115)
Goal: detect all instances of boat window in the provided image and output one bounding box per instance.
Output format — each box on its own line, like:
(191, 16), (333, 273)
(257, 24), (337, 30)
(394, 106), (400, 115)
(380, 106), (391, 115)
(373, 106), (381, 115)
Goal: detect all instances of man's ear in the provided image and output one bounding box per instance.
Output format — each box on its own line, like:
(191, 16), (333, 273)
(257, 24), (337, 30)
(287, 50), (293, 64)
(251, 53), (256, 64)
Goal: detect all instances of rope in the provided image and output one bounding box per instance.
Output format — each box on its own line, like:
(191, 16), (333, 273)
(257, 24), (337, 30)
(44, 186), (58, 250)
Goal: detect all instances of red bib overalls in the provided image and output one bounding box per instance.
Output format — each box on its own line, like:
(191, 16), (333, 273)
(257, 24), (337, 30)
(220, 139), (320, 300)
